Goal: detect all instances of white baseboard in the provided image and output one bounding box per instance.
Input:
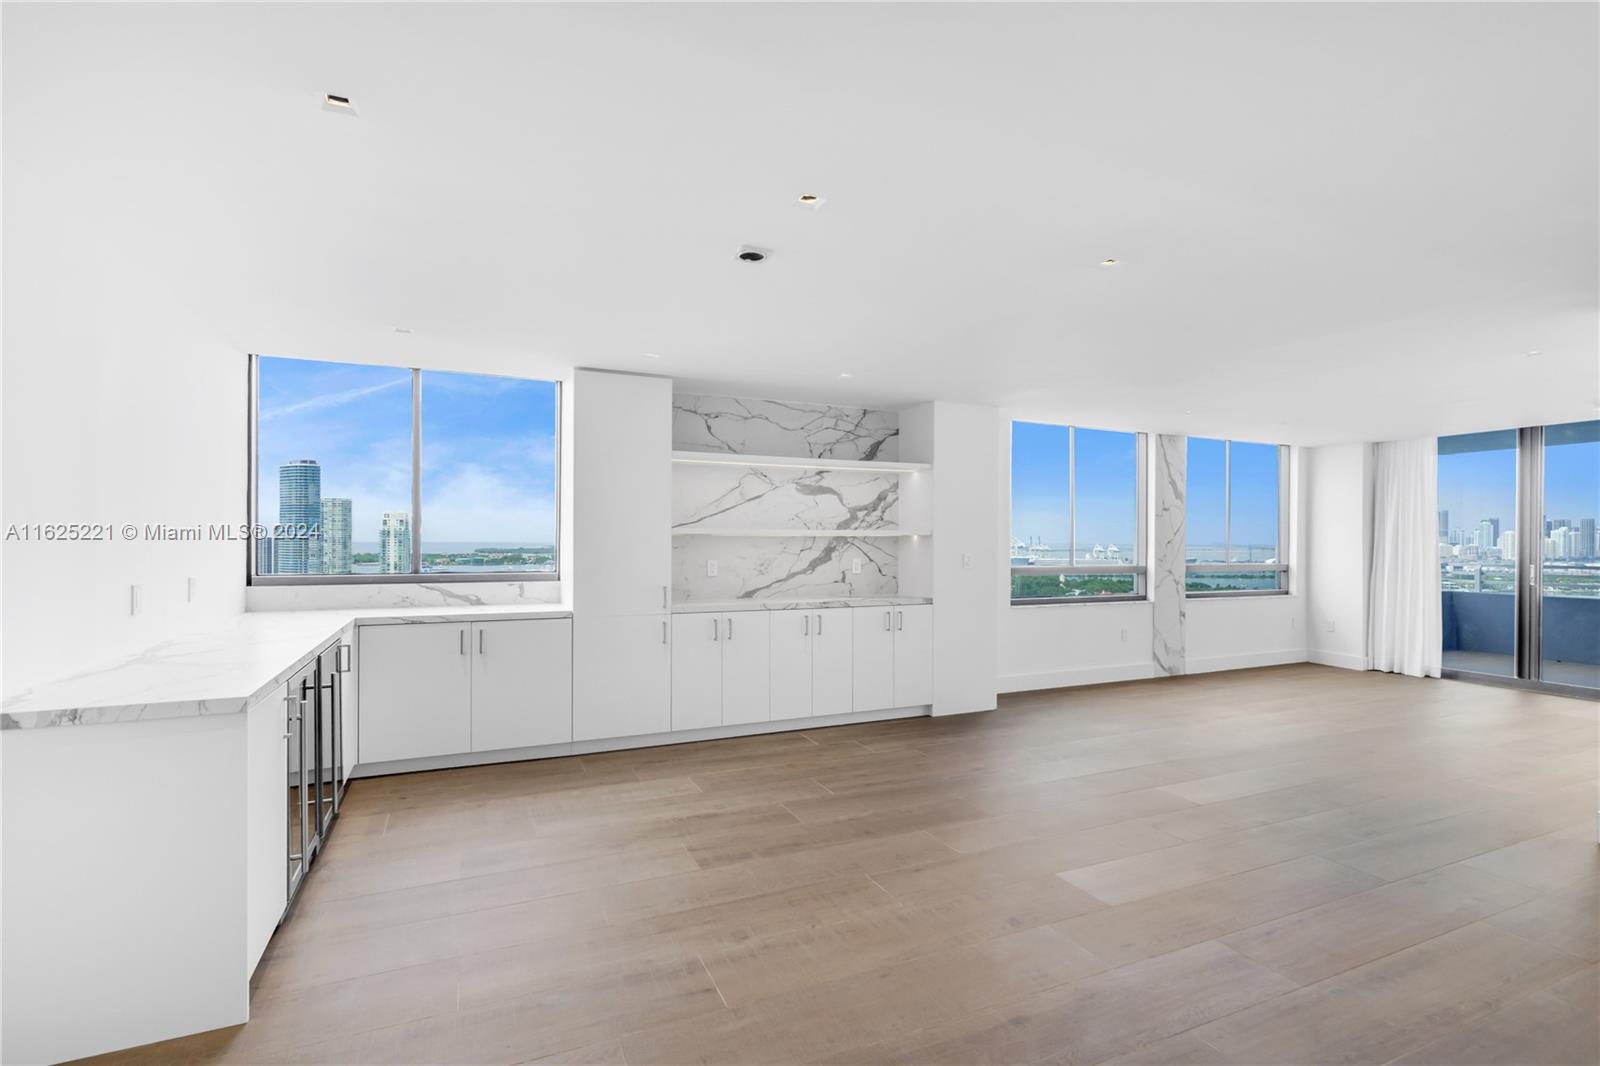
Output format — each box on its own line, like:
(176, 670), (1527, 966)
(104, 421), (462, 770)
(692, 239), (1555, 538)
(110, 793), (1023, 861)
(1308, 649), (1369, 672)
(999, 662), (1158, 693)
(352, 705), (930, 778)
(1185, 649), (1309, 674)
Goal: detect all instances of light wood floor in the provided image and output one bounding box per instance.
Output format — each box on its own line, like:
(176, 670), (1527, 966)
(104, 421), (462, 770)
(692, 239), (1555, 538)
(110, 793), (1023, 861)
(89, 665), (1598, 1065)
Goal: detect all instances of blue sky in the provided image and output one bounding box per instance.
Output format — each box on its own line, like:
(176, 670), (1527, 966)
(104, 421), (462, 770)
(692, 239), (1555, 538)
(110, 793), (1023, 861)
(1439, 423), (1598, 536)
(258, 357), (558, 547)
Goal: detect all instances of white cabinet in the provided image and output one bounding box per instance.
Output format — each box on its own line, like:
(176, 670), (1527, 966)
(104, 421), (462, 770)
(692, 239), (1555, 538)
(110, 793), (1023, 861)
(574, 614), (671, 741)
(470, 619), (573, 752)
(572, 370), (672, 616)
(771, 608), (854, 720)
(852, 606), (897, 712)
(892, 605), (935, 707)
(851, 604), (933, 712)
(360, 618), (574, 763)
(671, 611), (771, 730)
(359, 623), (473, 764)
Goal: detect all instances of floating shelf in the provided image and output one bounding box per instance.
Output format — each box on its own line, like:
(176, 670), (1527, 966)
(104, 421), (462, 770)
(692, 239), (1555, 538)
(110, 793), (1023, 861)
(671, 528), (931, 538)
(671, 450), (930, 473)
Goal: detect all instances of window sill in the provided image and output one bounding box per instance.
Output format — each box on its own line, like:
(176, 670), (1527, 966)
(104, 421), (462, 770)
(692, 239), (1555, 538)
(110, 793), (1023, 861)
(1184, 589), (1290, 599)
(1011, 595), (1150, 607)
(250, 572), (559, 587)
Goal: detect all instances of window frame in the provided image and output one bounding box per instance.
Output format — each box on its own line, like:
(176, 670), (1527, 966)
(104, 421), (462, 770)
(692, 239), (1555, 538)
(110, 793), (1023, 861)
(1010, 423), (1148, 607)
(1184, 439), (1290, 599)
(247, 354), (561, 586)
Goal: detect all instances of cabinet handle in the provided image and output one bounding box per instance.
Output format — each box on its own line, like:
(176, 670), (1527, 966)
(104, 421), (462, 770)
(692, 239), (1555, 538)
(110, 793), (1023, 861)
(478, 630), (485, 655)
(663, 585), (669, 609)
(727, 616), (734, 641)
(459, 630), (465, 655)
(884, 610), (891, 631)
(897, 610), (904, 631)
(713, 617), (720, 641)
(804, 613), (809, 636)
(661, 620), (668, 644)
(817, 613), (823, 635)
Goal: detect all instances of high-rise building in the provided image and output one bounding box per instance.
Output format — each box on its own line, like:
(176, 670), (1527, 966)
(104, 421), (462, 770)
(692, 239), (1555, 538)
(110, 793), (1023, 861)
(380, 512), (412, 573)
(277, 460), (322, 575)
(320, 497), (352, 575)
(254, 536), (275, 575)
(1438, 509), (1449, 536)
(1580, 518), (1596, 560)
(1497, 530), (1515, 561)
(1478, 518), (1499, 550)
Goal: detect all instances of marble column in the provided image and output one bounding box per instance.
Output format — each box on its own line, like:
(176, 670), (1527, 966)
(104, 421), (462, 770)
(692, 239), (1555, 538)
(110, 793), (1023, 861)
(1152, 434), (1187, 675)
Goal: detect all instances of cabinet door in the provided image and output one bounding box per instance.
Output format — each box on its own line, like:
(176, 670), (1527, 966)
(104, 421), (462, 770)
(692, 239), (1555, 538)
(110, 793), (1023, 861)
(358, 623), (472, 764)
(892, 605), (935, 707)
(720, 612), (770, 726)
(811, 609), (855, 718)
(769, 610), (813, 721)
(471, 619), (573, 752)
(671, 614), (723, 731)
(574, 614), (671, 741)
(852, 607), (896, 713)
(572, 370), (672, 615)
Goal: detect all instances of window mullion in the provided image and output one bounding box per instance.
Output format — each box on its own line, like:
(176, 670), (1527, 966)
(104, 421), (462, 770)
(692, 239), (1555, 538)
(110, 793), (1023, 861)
(1223, 439), (1231, 565)
(411, 368), (422, 575)
(1068, 426), (1076, 568)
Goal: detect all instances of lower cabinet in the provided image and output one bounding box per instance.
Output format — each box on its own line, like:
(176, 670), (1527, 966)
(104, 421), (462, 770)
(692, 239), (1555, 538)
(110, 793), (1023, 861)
(671, 611), (771, 730)
(770, 608), (853, 720)
(359, 618), (573, 763)
(574, 614), (670, 741)
(852, 604), (934, 712)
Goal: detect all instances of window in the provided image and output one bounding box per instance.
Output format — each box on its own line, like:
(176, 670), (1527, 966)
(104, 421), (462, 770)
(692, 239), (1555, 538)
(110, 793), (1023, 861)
(250, 355), (559, 583)
(1185, 438), (1288, 594)
(1010, 421), (1146, 603)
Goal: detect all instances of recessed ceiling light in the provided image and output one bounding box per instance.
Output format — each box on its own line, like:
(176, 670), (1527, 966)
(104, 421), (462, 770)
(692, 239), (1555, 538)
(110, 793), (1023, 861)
(797, 193), (824, 205)
(322, 93), (356, 115)
(642, 352), (661, 360)
(737, 246), (767, 262)
(1525, 349), (1543, 357)
(393, 327), (412, 334)
(1101, 258), (1120, 267)
(839, 372), (853, 379)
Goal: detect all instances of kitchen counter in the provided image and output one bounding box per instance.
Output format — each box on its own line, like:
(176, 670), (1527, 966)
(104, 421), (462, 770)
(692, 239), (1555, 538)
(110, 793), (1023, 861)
(0, 604), (572, 730)
(670, 596), (932, 615)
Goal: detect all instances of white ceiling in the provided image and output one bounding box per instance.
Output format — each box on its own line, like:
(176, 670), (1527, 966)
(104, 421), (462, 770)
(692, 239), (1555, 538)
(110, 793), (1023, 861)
(6, 2), (1596, 445)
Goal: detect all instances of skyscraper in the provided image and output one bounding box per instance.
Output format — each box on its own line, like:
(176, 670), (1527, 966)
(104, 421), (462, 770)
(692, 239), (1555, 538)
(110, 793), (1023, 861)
(1479, 518), (1499, 551)
(277, 460), (322, 575)
(1498, 530), (1515, 561)
(254, 536), (275, 576)
(1581, 518), (1596, 560)
(380, 512), (411, 573)
(320, 497), (353, 575)
(1438, 509), (1448, 536)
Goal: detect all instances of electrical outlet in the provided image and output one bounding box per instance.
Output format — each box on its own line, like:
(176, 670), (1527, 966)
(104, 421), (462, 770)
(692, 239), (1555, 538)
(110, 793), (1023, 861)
(1325, 618), (1336, 633)
(962, 553), (973, 570)
(706, 559), (718, 577)
(130, 585), (143, 616)
(852, 558), (863, 575)
(1119, 628), (1128, 642)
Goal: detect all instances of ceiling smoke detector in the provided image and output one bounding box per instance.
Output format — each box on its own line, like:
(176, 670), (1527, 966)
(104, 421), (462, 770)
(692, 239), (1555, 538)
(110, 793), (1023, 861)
(322, 93), (357, 115)
(737, 246), (768, 263)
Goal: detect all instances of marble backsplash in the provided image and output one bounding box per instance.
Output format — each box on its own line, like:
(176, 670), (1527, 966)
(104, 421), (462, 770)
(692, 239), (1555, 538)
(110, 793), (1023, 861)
(672, 393), (903, 602)
(674, 394), (899, 460)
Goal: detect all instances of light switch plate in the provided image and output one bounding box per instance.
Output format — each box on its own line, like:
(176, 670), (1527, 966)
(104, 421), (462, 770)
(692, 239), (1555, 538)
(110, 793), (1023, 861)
(706, 559), (718, 577)
(962, 553), (973, 570)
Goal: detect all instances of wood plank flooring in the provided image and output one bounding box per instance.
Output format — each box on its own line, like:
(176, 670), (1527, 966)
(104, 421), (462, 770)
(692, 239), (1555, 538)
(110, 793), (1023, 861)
(84, 665), (1598, 1065)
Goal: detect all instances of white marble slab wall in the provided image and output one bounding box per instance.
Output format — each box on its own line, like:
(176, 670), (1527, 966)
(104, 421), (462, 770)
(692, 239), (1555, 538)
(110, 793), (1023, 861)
(674, 394), (899, 459)
(673, 535), (899, 602)
(1152, 434), (1187, 675)
(672, 394), (902, 602)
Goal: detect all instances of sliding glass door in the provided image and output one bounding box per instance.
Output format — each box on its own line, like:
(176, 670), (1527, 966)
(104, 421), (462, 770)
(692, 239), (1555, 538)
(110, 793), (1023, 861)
(1539, 421), (1600, 690)
(1439, 421), (1599, 695)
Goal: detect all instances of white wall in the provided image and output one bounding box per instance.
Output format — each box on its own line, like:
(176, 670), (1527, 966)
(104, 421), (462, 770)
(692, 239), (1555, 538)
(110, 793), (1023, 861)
(901, 401), (1000, 715)
(1304, 442), (1373, 671)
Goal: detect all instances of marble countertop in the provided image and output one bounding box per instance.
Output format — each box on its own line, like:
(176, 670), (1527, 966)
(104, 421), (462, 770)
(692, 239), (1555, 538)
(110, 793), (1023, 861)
(671, 596), (932, 615)
(1, 604), (572, 731)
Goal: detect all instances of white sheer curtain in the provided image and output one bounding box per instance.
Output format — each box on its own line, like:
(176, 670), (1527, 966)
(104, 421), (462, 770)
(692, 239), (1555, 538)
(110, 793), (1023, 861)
(1368, 438), (1442, 677)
